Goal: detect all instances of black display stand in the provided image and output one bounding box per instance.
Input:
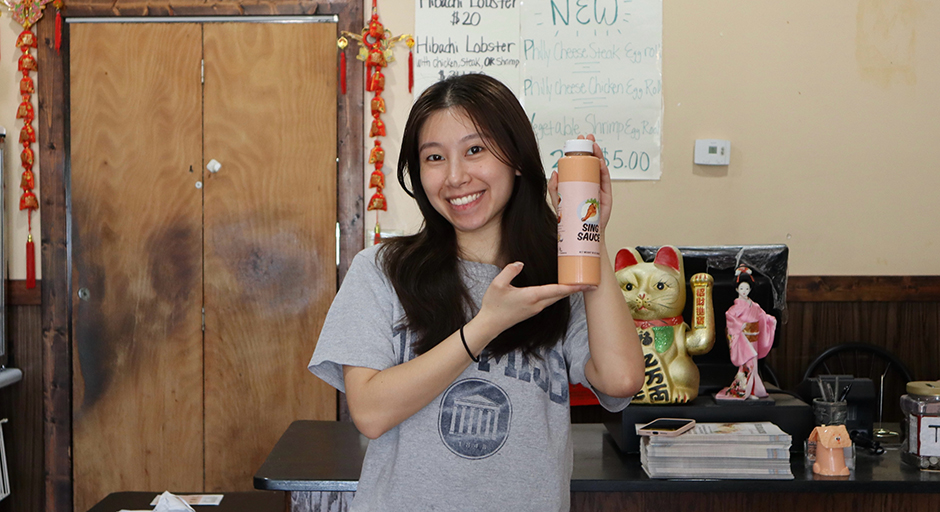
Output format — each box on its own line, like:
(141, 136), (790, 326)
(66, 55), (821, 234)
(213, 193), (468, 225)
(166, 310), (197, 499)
(605, 392), (814, 454)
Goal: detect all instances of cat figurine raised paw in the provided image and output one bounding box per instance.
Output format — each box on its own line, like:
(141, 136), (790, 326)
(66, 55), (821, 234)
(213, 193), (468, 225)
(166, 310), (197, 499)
(615, 246), (715, 404)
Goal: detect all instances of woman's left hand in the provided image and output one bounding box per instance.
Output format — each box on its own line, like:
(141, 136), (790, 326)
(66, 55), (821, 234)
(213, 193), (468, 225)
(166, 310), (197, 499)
(548, 134), (614, 231)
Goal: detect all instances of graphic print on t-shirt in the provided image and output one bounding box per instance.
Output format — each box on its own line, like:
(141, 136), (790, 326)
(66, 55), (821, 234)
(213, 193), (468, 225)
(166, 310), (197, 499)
(438, 378), (512, 459)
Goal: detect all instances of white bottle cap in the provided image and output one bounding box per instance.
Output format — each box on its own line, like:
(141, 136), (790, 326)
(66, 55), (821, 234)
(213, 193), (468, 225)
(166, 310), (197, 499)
(563, 139), (594, 154)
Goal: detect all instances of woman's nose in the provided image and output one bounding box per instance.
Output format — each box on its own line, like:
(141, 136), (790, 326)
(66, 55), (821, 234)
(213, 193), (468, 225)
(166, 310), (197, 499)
(445, 161), (470, 187)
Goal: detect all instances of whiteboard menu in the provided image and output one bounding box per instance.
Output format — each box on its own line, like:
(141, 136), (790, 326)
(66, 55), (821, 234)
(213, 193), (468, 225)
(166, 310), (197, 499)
(414, 0), (662, 180)
(521, 0), (662, 180)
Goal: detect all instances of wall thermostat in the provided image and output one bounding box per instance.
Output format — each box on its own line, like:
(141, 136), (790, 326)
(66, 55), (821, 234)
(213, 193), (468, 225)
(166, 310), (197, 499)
(694, 139), (731, 166)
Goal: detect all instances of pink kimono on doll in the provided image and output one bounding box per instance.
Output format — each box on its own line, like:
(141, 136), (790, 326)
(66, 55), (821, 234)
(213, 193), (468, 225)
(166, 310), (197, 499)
(718, 266), (776, 400)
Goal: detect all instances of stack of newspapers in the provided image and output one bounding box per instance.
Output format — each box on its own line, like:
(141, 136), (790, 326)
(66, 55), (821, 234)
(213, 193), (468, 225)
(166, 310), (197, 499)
(639, 421), (794, 480)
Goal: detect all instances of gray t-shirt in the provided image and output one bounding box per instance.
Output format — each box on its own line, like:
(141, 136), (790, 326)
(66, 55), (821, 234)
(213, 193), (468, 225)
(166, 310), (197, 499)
(309, 245), (630, 511)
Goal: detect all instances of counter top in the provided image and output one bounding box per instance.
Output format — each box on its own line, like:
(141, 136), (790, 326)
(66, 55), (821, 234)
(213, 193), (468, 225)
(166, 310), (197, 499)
(254, 420), (940, 494)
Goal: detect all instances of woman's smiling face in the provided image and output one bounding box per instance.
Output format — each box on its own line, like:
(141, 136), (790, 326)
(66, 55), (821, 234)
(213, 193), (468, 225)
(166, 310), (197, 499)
(418, 107), (517, 246)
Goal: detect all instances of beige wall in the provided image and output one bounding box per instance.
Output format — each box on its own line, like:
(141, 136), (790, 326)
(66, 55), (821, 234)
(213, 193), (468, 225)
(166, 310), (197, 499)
(2, 2), (936, 278)
(365, 0), (940, 276)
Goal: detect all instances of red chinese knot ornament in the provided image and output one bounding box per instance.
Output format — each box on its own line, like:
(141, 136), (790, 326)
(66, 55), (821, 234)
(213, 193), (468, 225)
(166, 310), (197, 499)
(336, 0), (411, 243)
(4, 0), (63, 288)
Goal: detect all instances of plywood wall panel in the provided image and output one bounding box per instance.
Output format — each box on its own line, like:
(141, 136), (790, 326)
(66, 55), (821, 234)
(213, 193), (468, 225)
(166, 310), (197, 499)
(202, 21), (337, 491)
(69, 23), (205, 512)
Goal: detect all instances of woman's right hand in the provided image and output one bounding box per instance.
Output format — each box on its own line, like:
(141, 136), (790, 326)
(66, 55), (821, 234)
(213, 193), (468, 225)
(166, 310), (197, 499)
(477, 261), (590, 336)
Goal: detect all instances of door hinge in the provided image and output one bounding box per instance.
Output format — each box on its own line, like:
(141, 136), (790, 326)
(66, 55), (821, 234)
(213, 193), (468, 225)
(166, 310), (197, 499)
(201, 59), (205, 84)
(202, 307), (206, 332)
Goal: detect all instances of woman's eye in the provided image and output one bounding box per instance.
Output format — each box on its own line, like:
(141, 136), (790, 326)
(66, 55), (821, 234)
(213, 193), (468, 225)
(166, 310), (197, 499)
(467, 146), (484, 155)
(425, 154), (443, 162)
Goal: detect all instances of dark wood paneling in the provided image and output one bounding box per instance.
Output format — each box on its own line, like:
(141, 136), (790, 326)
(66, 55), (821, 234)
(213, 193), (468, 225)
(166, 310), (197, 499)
(789, 276), (940, 302)
(570, 492), (940, 512)
(7, 280), (41, 306)
(0, 306), (44, 512)
(767, 300), (940, 423)
(284, 491), (940, 512)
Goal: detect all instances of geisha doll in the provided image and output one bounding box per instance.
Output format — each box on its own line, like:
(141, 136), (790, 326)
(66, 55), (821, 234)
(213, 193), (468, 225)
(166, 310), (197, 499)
(716, 265), (777, 400)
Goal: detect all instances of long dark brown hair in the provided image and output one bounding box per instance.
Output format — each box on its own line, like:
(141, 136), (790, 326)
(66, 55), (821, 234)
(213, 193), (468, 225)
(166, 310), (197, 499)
(378, 74), (569, 358)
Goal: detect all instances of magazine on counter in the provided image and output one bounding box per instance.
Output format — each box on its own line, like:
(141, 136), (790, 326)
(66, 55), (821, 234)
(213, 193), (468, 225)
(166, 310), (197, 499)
(641, 465), (795, 480)
(638, 421), (791, 445)
(641, 441), (791, 459)
(638, 421), (794, 480)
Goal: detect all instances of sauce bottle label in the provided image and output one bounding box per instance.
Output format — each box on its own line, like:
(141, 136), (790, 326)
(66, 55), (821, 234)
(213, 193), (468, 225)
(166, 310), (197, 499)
(557, 181), (601, 257)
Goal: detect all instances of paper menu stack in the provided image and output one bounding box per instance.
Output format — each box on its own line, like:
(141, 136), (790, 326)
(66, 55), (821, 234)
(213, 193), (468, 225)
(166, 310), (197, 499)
(639, 422), (794, 480)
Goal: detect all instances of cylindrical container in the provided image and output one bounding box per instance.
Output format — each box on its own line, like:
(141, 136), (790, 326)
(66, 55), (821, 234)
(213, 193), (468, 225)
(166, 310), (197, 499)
(812, 398), (848, 426)
(557, 139), (601, 285)
(900, 381), (940, 470)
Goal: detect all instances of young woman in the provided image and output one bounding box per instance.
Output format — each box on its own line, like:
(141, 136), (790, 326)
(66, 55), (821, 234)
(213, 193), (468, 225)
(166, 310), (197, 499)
(309, 74), (643, 511)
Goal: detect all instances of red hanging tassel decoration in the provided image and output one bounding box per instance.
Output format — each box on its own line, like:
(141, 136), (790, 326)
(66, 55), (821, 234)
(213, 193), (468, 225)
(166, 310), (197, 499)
(52, 0), (66, 53)
(26, 232), (36, 289)
(338, 37), (348, 95)
(408, 51), (414, 93)
(340, 51), (347, 94)
(55, 11), (62, 53)
(407, 37), (415, 93)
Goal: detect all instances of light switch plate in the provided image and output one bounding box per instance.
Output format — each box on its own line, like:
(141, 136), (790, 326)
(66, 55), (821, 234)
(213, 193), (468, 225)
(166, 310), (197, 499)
(694, 139), (731, 165)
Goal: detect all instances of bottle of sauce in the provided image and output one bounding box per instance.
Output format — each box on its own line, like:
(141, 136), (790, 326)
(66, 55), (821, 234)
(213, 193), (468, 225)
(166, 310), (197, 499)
(557, 139), (601, 285)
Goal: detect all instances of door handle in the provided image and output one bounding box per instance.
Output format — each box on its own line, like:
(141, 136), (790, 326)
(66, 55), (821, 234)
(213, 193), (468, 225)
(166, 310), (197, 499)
(207, 159), (222, 173)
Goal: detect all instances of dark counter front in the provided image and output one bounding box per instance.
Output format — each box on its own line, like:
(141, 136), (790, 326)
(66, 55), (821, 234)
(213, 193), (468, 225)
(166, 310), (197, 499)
(255, 420), (940, 512)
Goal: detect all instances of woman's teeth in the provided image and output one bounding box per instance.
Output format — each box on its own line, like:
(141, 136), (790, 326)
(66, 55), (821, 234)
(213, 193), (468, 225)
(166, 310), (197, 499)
(449, 192), (482, 206)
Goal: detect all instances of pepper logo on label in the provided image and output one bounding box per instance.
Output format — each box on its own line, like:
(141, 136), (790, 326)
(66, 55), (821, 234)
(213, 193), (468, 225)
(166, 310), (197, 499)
(438, 378), (512, 459)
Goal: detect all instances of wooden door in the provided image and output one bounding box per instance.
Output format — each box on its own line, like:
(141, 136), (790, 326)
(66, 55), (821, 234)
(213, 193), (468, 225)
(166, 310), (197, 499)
(70, 23), (205, 512)
(70, 19), (337, 510)
(201, 21), (337, 491)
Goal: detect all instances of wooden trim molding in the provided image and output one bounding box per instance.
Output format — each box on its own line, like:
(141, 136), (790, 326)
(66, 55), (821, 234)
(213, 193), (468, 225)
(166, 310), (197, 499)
(38, 10), (71, 512)
(7, 280), (42, 306)
(788, 276), (940, 302)
(14, 277), (940, 307)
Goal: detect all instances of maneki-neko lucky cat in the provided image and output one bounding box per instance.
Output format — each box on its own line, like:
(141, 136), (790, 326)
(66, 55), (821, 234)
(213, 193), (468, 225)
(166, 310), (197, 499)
(615, 246), (716, 404)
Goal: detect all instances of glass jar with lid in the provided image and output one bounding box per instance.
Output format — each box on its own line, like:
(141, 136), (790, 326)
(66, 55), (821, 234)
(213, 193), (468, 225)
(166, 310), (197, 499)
(900, 381), (940, 470)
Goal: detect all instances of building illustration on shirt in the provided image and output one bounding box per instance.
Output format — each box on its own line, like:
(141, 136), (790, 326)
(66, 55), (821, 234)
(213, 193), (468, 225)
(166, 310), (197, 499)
(439, 378), (512, 459)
